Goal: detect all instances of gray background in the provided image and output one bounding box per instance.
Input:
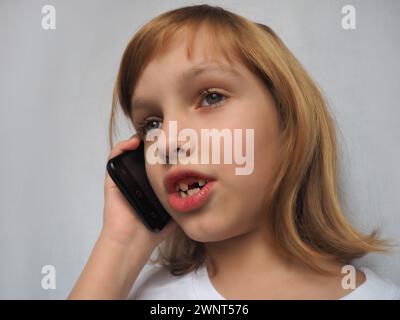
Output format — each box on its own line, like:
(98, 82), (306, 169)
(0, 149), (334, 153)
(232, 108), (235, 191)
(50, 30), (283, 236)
(0, 0), (399, 299)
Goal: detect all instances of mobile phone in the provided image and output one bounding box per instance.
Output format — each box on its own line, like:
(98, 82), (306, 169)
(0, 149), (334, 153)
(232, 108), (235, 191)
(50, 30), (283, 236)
(106, 140), (171, 232)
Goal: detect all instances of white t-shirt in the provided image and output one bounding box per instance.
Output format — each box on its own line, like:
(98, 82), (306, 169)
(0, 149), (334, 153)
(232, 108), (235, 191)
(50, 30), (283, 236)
(128, 263), (400, 300)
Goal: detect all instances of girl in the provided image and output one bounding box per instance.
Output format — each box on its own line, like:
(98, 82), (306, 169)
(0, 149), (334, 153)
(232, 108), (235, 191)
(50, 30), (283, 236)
(69, 4), (400, 299)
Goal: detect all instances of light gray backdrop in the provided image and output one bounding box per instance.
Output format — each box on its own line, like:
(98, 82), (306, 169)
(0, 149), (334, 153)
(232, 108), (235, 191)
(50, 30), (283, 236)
(0, 0), (399, 299)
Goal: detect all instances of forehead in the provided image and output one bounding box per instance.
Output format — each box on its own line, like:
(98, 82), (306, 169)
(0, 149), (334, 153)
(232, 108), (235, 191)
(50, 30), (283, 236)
(133, 24), (246, 94)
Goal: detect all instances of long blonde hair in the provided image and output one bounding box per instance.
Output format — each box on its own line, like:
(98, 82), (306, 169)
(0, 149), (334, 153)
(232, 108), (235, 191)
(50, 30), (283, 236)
(109, 4), (393, 276)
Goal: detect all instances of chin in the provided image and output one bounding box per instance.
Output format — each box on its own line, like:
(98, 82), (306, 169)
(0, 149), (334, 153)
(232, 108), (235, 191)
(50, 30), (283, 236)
(181, 220), (237, 243)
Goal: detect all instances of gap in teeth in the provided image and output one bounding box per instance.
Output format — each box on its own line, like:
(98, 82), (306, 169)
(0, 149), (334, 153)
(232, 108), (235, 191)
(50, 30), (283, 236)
(176, 177), (207, 195)
(180, 187), (201, 198)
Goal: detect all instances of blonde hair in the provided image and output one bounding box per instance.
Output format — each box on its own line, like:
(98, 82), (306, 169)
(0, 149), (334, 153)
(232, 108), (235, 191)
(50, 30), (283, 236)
(109, 4), (393, 276)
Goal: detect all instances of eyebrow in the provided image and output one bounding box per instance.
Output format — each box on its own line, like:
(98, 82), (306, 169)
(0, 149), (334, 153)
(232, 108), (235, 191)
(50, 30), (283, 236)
(180, 63), (243, 83)
(131, 63), (243, 111)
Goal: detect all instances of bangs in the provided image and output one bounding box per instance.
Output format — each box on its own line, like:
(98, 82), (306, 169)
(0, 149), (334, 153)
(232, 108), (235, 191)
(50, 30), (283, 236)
(153, 20), (242, 67)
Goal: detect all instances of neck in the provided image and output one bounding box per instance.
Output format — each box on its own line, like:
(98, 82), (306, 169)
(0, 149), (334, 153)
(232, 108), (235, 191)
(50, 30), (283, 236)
(204, 224), (295, 278)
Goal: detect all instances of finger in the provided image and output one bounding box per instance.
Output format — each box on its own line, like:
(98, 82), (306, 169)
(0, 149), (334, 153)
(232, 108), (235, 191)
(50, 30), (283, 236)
(108, 133), (141, 160)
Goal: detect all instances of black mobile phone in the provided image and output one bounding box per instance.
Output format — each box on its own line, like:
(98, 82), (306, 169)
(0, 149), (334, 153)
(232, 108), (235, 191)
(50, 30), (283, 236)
(106, 140), (171, 232)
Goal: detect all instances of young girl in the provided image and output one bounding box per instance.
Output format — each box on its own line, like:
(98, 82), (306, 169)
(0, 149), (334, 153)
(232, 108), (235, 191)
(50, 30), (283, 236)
(69, 4), (400, 300)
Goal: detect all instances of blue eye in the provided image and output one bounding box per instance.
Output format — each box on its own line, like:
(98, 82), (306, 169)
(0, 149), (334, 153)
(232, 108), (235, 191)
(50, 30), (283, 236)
(136, 90), (227, 136)
(199, 89), (227, 108)
(146, 120), (161, 130)
(136, 119), (162, 136)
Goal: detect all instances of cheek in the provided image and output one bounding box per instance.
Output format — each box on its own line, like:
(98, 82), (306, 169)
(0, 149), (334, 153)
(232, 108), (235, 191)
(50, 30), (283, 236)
(222, 167), (268, 210)
(251, 104), (281, 192)
(254, 133), (280, 186)
(145, 163), (164, 197)
(213, 116), (280, 196)
(213, 162), (267, 230)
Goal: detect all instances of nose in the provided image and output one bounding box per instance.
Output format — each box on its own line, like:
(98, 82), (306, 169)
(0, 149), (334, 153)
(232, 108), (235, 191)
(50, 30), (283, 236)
(157, 118), (195, 165)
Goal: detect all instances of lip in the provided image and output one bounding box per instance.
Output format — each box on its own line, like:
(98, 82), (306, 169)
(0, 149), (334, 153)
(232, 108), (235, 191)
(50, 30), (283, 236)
(164, 169), (216, 213)
(164, 169), (216, 194)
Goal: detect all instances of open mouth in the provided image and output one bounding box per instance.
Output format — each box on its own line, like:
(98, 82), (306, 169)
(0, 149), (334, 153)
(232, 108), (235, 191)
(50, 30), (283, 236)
(175, 177), (208, 198)
(165, 169), (215, 213)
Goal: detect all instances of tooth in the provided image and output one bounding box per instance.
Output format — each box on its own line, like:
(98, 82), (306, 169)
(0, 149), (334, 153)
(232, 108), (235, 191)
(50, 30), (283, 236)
(180, 191), (187, 198)
(187, 188), (200, 196)
(198, 179), (206, 187)
(179, 182), (188, 191)
(176, 185), (180, 192)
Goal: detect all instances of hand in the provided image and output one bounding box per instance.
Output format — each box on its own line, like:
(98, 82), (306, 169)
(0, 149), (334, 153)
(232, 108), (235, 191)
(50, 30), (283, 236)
(102, 134), (178, 250)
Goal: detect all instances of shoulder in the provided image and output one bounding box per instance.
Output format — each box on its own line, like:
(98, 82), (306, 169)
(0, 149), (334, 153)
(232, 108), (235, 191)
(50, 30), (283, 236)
(341, 267), (400, 300)
(127, 263), (197, 300)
